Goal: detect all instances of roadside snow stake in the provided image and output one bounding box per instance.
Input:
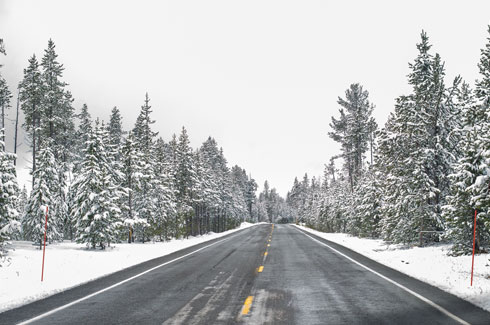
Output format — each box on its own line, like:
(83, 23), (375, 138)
(471, 209), (477, 286)
(41, 206), (48, 282)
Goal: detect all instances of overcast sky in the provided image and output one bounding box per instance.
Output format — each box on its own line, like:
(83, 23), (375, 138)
(1, 0), (489, 196)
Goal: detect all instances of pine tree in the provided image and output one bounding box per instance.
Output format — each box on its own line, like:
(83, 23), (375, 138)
(120, 132), (146, 242)
(175, 127), (197, 236)
(71, 122), (121, 249)
(133, 93), (158, 153)
(107, 106), (124, 159)
(444, 26), (490, 254)
(73, 104), (92, 172)
(0, 39), (5, 57)
(40, 39), (75, 163)
(475, 26), (490, 109)
(19, 54), (43, 183)
(131, 93), (159, 242)
(350, 169), (382, 237)
(444, 127), (485, 255)
(0, 129), (20, 260)
(22, 143), (60, 247)
(0, 76), (12, 136)
(152, 138), (177, 240)
(329, 83), (375, 191)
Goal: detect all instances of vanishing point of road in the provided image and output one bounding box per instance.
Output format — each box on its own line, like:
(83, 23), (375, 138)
(1, 224), (489, 324)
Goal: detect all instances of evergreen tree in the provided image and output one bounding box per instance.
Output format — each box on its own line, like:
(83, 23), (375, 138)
(377, 31), (461, 244)
(350, 169), (382, 237)
(40, 39), (75, 163)
(131, 93), (159, 242)
(133, 93), (158, 153)
(0, 129), (20, 260)
(120, 132), (146, 242)
(444, 127), (486, 255)
(107, 106), (124, 159)
(71, 122), (121, 249)
(19, 54), (43, 183)
(73, 104), (92, 171)
(175, 127), (197, 236)
(0, 39), (5, 57)
(151, 138), (177, 240)
(0, 76), (12, 136)
(329, 83), (375, 191)
(22, 143), (60, 247)
(444, 26), (490, 254)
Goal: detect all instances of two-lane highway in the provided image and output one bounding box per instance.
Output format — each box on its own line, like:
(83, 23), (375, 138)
(1, 224), (490, 324)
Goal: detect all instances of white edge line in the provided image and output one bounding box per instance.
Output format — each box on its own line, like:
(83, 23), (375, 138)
(18, 230), (247, 325)
(292, 226), (470, 325)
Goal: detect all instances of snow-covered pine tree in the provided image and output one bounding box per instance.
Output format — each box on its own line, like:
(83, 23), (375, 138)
(16, 185), (28, 221)
(350, 169), (382, 238)
(444, 126), (485, 255)
(445, 26), (490, 254)
(73, 104), (92, 173)
(245, 175), (258, 221)
(107, 106), (124, 160)
(22, 143), (60, 248)
(198, 139), (222, 232)
(120, 132), (147, 242)
(175, 127), (198, 237)
(475, 26), (490, 110)
(329, 84), (375, 191)
(0, 39), (5, 57)
(71, 122), (121, 249)
(377, 31), (461, 244)
(230, 165), (250, 223)
(0, 129), (20, 261)
(0, 76), (12, 136)
(152, 137), (177, 240)
(40, 39), (75, 163)
(0, 39), (10, 138)
(19, 54), (43, 183)
(132, 93), (159, 242)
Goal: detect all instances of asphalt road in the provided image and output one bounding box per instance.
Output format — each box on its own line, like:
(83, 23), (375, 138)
(1, 224), (490, 324)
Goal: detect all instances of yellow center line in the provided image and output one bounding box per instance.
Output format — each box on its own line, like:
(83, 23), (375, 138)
(264, 251), (268, 256)
(241, 296), (254, 315)
(258, 265), (264, 272)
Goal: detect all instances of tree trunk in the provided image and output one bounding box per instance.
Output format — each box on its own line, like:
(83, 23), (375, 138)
(13, 90), (20, 165)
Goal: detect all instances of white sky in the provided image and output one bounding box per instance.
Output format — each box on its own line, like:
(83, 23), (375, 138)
(1, 0), (489, 196)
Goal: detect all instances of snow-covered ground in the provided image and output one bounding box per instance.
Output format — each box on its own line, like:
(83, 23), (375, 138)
(294, 224), (490, 312)
(0, 222), (263, 313)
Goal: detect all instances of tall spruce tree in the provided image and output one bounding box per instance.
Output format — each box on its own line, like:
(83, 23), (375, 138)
(71, 122), (121, 249)
(329, 83), (375, 191)
(444, 26), (490, 254)
(120, 132), (146, 242)
(40, 39), (75, 163)
(0, 76), (11, 137)
(19, 55), (43, 183)
(22, 143), (60, 247)
(0, 129), (20, 260)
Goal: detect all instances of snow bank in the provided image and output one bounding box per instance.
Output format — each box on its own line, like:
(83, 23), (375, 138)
(0, 222), (263, 313)
(294, 224), (490, 312)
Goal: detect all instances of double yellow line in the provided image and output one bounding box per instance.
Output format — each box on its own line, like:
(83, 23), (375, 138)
(242, 224), (274, 315)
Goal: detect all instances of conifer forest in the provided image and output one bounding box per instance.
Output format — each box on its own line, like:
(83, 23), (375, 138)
(1, 25), (490, 260)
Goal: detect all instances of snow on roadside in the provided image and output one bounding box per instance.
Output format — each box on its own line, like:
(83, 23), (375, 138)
(0, 222), (265, 313)
(293, 224), (490, 312)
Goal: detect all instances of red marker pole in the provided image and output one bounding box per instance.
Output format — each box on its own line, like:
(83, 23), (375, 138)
(41, 206), (48, 282)
(471, 209), (477, 286)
